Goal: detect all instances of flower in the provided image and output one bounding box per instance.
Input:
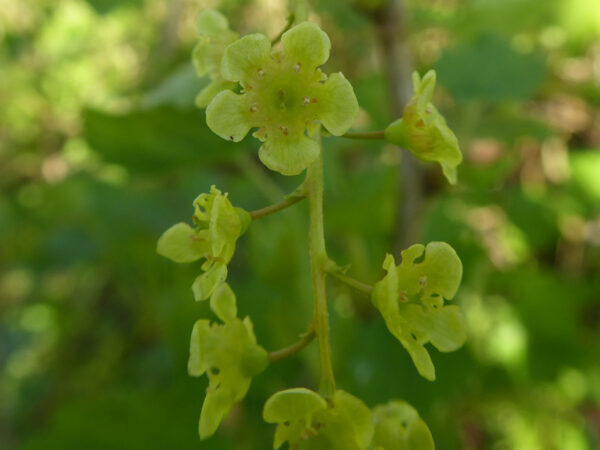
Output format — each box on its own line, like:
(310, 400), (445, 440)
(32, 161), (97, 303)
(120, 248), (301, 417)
(192, 10), (238, 107)
(206, 22), (359, 176)
(371, 242), (466, 381)
(156, 185), (250, 301)
(384, 70), (462, 184)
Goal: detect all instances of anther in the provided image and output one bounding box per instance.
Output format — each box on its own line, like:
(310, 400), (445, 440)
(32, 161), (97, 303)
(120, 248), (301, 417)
(293, 62), (301, 73)
(303, 96), (311, 105)
(257, 68), (265, 79)
(419, 276), (427, 288)
(279, 126), (289, 136)
(399, 291), (408, 302)
(250, 104), (258, 112)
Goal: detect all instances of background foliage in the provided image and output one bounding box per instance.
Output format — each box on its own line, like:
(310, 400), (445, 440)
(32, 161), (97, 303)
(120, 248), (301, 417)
(1, 0), (599, 448)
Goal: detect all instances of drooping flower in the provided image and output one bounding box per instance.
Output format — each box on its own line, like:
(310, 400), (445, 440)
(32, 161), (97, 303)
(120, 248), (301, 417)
(372, 242), (466, 381)
(192, 9), (238, 107)
(384, 70), (463, 184)
(188, 283), (268, 439)
(263, 388), (374, 449)
(156, 185), (250, 301)
(206, 22), (359, 176)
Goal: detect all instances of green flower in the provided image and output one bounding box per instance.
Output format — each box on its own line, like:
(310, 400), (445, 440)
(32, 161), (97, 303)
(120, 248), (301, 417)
(263, 388), (373, 449)
(371, 401), (435, 450)
(384, 70), (462, 184)
(192, 9), (238, 107)
(156, 185), (250, 301)
(189, 283), (268, 439)
(206, 22), (359, 176)
(372, 242), (466, 381)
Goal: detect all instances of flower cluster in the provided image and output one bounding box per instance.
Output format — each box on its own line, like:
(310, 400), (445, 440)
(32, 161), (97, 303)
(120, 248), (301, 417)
(262, 388), (434, 449)
(205, 21), (359, 176)
(384, 70), (463, 184)
(188, 283), (268, 439)
(371, 242), (466, 381)
(156, 185), (250, 301)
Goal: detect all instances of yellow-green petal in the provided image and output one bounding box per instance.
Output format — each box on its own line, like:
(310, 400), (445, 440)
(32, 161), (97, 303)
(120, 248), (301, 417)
(206, 90), (253, 142)
(263, 388), (327, 423)
(281, 22), (331, 69)
(258, 133), (319, 176)
(195, 9), (229, 36)
(156, 223), (208, 263)
(221, 33), (272, 82)
(192, 262), (227, 301)
(371, 401), (435, 450)
(316, 72), (359, 136)
(195, 79), (237, 108)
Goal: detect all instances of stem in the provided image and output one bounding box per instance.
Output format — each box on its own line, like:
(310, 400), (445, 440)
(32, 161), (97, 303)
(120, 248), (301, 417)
(328, 271), (373, 295)
(268, 330), (316, 362)
(249, 192), (306, 220)
(306, 130), (336, 398)
(271, 14), (295, 45)
(342, 130), (386, 140)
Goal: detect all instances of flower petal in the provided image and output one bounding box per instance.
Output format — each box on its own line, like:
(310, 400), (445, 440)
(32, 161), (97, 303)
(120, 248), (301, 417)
(196, 79), (237, 108)
(281, 22), (331, 69)
(315, 72), (359, 136)
(221, 33), (271, 82)
(195, 9), (229, 36)
(156, 223), (209, 263)
(206, 90), (253, 142)
(258, 132), (319, 175)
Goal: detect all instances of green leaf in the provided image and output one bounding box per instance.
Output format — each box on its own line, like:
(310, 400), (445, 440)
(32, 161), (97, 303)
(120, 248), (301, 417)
(188, 317), (268, 439)
(156, 223), (208, 263)
(372, 242), (466, 381)
(436, 33), (546, 102)
(265, 388), (373, 450)
(281, 21), (331, 69)
(192, 262), (227, 301)
(371, 401), (435, 450)
(209, 282), (237, 323)
(263, 388), (327, 423)
(384, 71), (462, 184)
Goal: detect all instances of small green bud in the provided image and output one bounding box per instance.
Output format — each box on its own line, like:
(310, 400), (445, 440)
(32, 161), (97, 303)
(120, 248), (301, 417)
(385, 70), (462, 184)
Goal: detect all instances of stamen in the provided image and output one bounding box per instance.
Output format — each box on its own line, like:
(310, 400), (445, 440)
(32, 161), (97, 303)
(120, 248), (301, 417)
(303, 96), (311, 105)
(419, 276), (427, 288)
(250, 104), (258, 112)
(279, 126), (289, 136)
(257, 68), (265, 79)
(293, 62), (301, 73)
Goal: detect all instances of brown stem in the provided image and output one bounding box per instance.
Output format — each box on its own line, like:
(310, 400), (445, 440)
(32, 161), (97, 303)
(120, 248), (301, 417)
(373, 0), (424, 251)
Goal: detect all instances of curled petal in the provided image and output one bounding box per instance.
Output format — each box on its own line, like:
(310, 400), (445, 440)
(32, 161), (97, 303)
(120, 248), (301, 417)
(221, 33), (271, 82)
(281, 21), (331, 69)
(315, 73), (359, 136)
(258, 133), (319, 176)
(206, 90), (253, 142)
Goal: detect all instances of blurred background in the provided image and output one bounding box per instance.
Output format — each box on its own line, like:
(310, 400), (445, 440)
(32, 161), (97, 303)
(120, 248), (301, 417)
(1, 0), (599, 448)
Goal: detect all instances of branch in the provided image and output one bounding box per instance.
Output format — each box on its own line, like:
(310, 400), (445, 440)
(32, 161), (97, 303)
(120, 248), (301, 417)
(249, 192), (306, 220)
(328, 271), (373, 294)
(342, 130), (386, 140)
(268, 330), (316, 362)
